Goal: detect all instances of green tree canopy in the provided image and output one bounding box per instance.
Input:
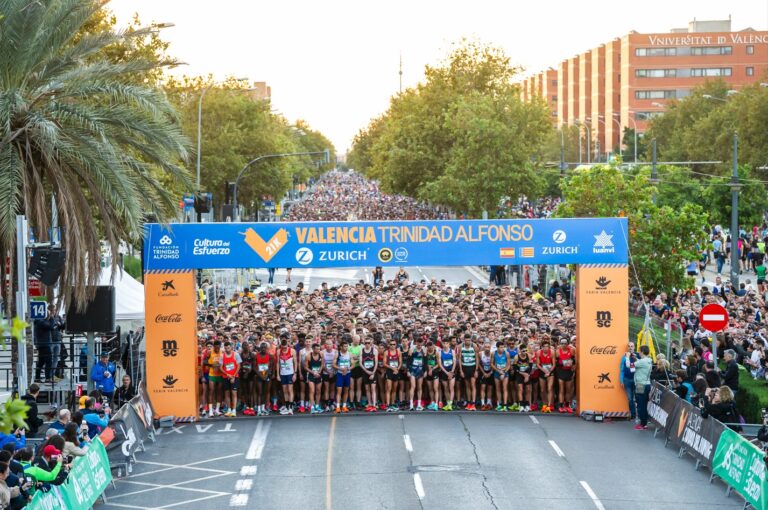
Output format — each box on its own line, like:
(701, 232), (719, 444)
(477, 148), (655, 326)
(348, 40), (552, 217)
(0, 0), (191, 308)
(556, 165), (708, 293)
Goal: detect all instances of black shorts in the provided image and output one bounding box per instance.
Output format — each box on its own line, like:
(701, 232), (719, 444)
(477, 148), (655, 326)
(480, 375), (494, 386)
(322, 372), (335, 383)
(385, 371), (399, 382)
(222, 378), (239, 391)
(425, 372), (437, 382)
(351, 366), (364, 379)
(408, 369), (424, 379)
(439, 371), (453, 382)
(515, 373), (530, 385)
(362, 372), (377, 385)
(308, 373), (322, 385)
(461, 366), (476, 379)
(556, 368), (574, 381)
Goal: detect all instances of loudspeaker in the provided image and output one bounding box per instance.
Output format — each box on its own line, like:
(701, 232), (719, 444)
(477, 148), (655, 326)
(65, 286), (116, 333)
(28, 248), (66, 286)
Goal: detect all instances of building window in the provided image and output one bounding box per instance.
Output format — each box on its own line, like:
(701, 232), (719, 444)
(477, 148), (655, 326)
(691, 46), (732, 56)
(747, 67), (754, 76)
(690, 67), (732, 77)
(552, 80), (558, 86)
(635, 69), (677, 78)
(635, 90), (676, 99)
(552, 95), (557, 101)
(635, 47), (677, 57)
(747, 45), (755, 55)
(634, 111), (664, 120)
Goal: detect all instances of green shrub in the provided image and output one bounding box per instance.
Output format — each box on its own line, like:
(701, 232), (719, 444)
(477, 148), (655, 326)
(735, 366), (768, 424)
(123, 255), (142, 281)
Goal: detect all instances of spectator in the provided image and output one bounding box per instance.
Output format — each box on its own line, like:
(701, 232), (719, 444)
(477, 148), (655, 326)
(49, 306), (64, 383)
(47, 409), (70, 435)
(82, 397), (110, 439)
(16, 446), (63, 497)
(633, 345), (653, 431)
(32, 307), (55, 383)
(619, 342), (638, 421)
(0, 462), (21, 510)
(90, 352), (116, 401)
(0, 451), (29, 510)
(61, 423), (89, 458)
(114, 375), (136, 409)
(701, 385), (742, 431)
(21, 384), (42, 437)
(721, 349), (740, 397)
(0, 429), (24, 451)
(674, 370), (694, 403)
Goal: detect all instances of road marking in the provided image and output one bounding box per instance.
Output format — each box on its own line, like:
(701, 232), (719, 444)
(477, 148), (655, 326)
(239, 465), (257, 476)
(413, 473), (425, 500)
(326, 416), (337, 510)
(702, 314), (726, 321)
(529, 415), (539, 424)
(229, 494), (249, 507)
(399, 414), (404, 420)
(217, 422), (237, 432)
(195, 424), (213, 433)
(245, 421), (271, 460)
(234, 479), (253, 491)
(111, 473), (233, 498)
(165, 426), (184, 435)
(548, 440), (565, 457)
(580, 481), (605, 510)
(403, 434), (413, 452)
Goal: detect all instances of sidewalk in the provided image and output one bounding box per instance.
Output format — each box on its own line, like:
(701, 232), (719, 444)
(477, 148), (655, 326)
(696, 258), (759, 291)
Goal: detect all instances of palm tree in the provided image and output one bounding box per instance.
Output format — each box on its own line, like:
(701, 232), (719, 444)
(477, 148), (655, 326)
(0, 0), (191, 309)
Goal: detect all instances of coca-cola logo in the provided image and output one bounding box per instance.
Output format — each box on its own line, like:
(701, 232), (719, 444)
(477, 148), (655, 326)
(590, 345), (617, 355)
(155, 313), (182, 323)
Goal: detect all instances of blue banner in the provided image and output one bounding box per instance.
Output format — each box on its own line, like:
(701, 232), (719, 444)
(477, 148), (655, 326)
(143, 218), (628, 270)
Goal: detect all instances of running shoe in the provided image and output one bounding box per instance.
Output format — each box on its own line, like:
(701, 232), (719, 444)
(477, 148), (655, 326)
(530, 403), (539, 412)
(416, 404), (424, 411)
(501, 406), (508, 412)
(342, 405), (349, 413)
(287, 407), (294, 415)
(272, 403), (278, 412)
(633, 424), (644, 430)
(213, 409), (222, 417)
(379, 403), (387, 411)
(200, 410), (207, 418)
(409, 404), (414, 411)
(565, 406), (574, 414)
(279, 406), (288, 415)
(509, 404), (521, 412)
(334, 407), (341, 414)
(557, 406), (566, 413)
(427, 402), (438, 411)
(523, 406), (531, 413)
(438, 401), (444, 410)
(298, 405), (306, 413)
(495, 404), (504, 412)
(443, 403), (453, 411)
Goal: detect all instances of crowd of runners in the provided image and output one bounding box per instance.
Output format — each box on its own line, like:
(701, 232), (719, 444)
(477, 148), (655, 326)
(283, 171), (451, 221)
(197, 279), (577, 417)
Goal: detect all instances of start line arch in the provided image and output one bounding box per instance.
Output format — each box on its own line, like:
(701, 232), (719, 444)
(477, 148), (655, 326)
(143, 217), (630, 422)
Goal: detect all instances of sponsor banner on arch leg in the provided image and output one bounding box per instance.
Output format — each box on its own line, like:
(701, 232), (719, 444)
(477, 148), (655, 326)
(144, 270), (199, 420)
(143, 217), (628, 270)
(576, 264), (630, 416)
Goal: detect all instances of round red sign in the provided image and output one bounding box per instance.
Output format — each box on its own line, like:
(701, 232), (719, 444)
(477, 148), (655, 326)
(698, 303), (729, 332)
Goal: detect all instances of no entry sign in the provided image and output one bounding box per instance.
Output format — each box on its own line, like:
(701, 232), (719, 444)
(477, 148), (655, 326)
(699, 303), (729, 332)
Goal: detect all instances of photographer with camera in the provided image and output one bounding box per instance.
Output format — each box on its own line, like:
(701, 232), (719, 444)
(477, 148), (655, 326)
(16, 445), (66, 498)
(700, 385), (742, 432)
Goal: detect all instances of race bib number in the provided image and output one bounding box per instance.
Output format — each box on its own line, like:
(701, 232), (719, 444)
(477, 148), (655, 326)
(224, 362), (235, 372)
(542, 364), (552, 371)
(258, 364), (269, 373)
(339, 359), (350, 369)
(563, 359), (573, 368)
(389, 361), (398, 369)
(363, 360), (374, 369)
(412, 358), (423, 368)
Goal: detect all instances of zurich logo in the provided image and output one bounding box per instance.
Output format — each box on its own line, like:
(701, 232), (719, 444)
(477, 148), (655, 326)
(552, 230), (566, 244)
(296, 247), (314, 265)
(159, 235), (173, 245)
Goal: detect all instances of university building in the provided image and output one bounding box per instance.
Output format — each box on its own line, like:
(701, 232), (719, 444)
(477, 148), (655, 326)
(520, 18), (768, 159)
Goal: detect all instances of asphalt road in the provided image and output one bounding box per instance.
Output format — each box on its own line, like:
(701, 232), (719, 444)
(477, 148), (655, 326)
(98, 413), (744, 510)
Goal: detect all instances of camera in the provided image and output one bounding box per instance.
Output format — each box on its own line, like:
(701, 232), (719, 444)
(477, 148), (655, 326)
(66, 455), (74, 464)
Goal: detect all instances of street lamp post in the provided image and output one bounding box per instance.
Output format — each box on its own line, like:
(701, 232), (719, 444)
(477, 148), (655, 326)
(233, 150), (330, 221)
(730, 132), (741, 288)
(616, 112), (639, 164)
(574, 120), (591, 164)
(559, 128), (566, 176)
(600, 115), (623, 161)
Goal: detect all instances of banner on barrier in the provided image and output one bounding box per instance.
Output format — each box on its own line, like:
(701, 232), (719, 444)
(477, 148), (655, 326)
(29, 438), (112, 510)
(133, 382), (156, 431)
(712, 427), (768, 510)
(143, 218), (629, 270)
(667, 398), (725, 467)
(107, 403), (147, 462)
(648, 383), (680, 436)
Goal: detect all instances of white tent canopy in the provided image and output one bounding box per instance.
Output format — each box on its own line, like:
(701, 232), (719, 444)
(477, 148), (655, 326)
(98, 267), (144, 321)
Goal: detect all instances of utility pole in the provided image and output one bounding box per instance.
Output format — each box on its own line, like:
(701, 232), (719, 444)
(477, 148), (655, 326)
(559, 129), (566, 177)
(649, 138), (659, 205)
(730, 132), (741, 288)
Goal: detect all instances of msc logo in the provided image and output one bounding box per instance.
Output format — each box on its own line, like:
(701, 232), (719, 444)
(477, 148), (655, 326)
(296, 247), (314, 265)
(552, 230), (567, 244)
(595, 276), (611, 289)
(162, 339), (178, 357)
(595, 310), (612, 328)
(162, 280), (175, 291)
(159, 235), (173, 245)
(593, 230), (615, 254)
(162, 375), (178, 388)
(378, 248), (393, 263)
